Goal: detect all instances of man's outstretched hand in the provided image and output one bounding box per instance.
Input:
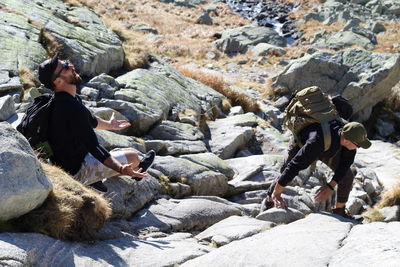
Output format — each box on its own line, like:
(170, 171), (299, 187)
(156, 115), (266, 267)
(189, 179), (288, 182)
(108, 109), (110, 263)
(314, 185), (333, 203)
(109, 112), (131, 130)
(121, 163), (147, 178)
(271, 192), (288, 209)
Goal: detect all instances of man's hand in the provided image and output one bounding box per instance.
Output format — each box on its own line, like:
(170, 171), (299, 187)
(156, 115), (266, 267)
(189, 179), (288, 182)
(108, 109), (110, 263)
(121, 163), (147, 178)
(271, 192), (288, 209)
(314, 185), (333, 203)
(109, 112), (131, 130)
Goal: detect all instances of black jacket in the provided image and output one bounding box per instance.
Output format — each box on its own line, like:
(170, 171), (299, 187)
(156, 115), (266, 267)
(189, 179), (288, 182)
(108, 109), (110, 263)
(278, 121), (356, 187)
(48, 92), (110, 175)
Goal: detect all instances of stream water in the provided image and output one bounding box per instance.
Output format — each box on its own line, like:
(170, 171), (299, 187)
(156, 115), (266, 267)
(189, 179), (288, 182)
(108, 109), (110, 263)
(223, 0), (300, 44)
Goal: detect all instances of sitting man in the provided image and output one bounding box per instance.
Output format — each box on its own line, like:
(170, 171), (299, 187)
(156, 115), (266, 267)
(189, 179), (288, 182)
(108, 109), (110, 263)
(38, 54), (155, 191)
(261, 120), (371, 219)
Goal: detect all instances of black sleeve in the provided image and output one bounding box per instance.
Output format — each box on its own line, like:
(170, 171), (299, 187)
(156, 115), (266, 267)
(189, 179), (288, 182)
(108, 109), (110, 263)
(331, 148), (356, 183)
(70, 105), (110, 163)
(278, 129), (324, 187)
(77, 95), (98, 128)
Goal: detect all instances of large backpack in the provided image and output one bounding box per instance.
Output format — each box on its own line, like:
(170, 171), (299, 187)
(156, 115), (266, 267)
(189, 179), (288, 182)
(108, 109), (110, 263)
(284, 86), (343, 151)
(17, 93), (54, 158)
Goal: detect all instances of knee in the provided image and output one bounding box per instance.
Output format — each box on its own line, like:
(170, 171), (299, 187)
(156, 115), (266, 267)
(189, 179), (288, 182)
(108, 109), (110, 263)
(124, 151), (140, 166)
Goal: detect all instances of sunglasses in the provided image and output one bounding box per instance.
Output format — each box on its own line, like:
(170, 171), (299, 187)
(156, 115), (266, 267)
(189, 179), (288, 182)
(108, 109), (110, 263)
(52, 61), (70, 81)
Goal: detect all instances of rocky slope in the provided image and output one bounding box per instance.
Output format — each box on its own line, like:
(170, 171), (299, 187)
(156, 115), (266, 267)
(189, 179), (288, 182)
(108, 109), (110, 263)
(0, 0), (400, 266)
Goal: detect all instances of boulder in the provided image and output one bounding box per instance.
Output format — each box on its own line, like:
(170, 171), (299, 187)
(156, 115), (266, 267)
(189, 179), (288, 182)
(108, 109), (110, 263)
(181, 213), (353, 266)
(128, 197), (243, 232)
(87, 74), (121, 99)
(312, 31), (375, 50)
(197, 11), (213, 25)
(355, 140), (400, 188)
(151, 155), (230, 196)
(149, 121), (204, 141)
(104, 61), (224, 135)
(256, 207), (305, 224)
(1, 0), (124, 78)
(208, 113), (262, 159)
(213, 25), (286, 54)
(251, 43), (287, 57)
(0, 95), (16, 121)
(103, 176), (163, 219)
(0, 122), (52, 221)
(0, 11), (47, 78)
(379, 206), (400, 222)
(196, 215), (275, 246)
(272, 49), (400, 121)
(329, 222), (400, 266)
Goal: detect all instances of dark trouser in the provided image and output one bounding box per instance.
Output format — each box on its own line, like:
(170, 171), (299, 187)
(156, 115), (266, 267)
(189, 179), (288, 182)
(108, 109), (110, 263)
(267, 138), (354, 204)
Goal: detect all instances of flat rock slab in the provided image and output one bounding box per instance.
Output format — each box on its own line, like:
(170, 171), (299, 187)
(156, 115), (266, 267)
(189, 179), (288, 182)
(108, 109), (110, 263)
(196, 215), (275, 246)
(330, 222), (400, 267)
(128, 197), (243, 232)
(0, 232), (212, 267)
(182, 213), (353, 267)
(208, 113), (261, 159)
(355, 140), (400, 188)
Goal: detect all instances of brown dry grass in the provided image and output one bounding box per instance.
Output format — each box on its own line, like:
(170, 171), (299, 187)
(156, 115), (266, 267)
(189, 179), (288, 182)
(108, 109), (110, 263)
(178, 66), (259, 112)
(0, 162), (112, 241)
(377, 183), (400, 208)
(362, 182), (400, 222)
(64, 0), (250, 70)
(18, 67), (41, 90)
(299, 20), (345, 41)
(40, 29), (62, 57)
(373, 22), (400, 53)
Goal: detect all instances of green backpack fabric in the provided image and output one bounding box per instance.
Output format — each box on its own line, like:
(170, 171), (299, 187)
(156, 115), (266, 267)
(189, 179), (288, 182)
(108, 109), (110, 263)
(284, 86), (339, 151)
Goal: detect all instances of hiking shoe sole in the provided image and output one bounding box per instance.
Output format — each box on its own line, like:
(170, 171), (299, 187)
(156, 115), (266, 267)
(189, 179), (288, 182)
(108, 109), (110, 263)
(133, 150), (156, 181)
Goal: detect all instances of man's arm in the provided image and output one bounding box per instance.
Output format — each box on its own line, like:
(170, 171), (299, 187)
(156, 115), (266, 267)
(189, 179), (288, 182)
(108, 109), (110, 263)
(95, 112), (131, 130)
(272, 129), (324, 208)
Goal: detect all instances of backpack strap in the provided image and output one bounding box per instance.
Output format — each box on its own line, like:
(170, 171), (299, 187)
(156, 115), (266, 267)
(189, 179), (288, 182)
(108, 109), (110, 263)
(321, 122), (331, 152)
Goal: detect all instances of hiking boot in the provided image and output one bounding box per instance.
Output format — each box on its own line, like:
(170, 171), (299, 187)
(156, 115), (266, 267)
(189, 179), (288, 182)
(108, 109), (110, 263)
(133, 150), (156, 181)
(332, 207), (363, 222)
(138, 150), (156, 172)
(259, 196), (274, 213)
(89, 181), (108, 192)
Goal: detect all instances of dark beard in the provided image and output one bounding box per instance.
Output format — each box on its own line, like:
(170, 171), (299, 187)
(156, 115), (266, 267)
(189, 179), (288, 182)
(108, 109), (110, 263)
(71, 69), (82, 85)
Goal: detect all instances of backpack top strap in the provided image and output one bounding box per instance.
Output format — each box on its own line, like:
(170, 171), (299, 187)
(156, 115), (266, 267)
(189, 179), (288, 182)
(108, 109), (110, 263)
(321, 122), (331, 152)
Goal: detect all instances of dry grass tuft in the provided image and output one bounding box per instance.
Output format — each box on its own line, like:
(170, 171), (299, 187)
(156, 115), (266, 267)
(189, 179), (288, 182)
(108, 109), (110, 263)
(178, 66), (226, 91)
(178, 66), (259, 112)
(0, 162), (111, 241)
(102, 17), (150, 70)
(19, 67), (41, 90)
(377, 183), (400, 208)
(362, 182), (400, 222)
(40, 29), (62, 57)
(362, 207), (385, 222)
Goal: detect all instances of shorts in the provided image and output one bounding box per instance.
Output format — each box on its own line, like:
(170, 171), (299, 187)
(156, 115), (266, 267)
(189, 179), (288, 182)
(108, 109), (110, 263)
(73, 151), (128, 185)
